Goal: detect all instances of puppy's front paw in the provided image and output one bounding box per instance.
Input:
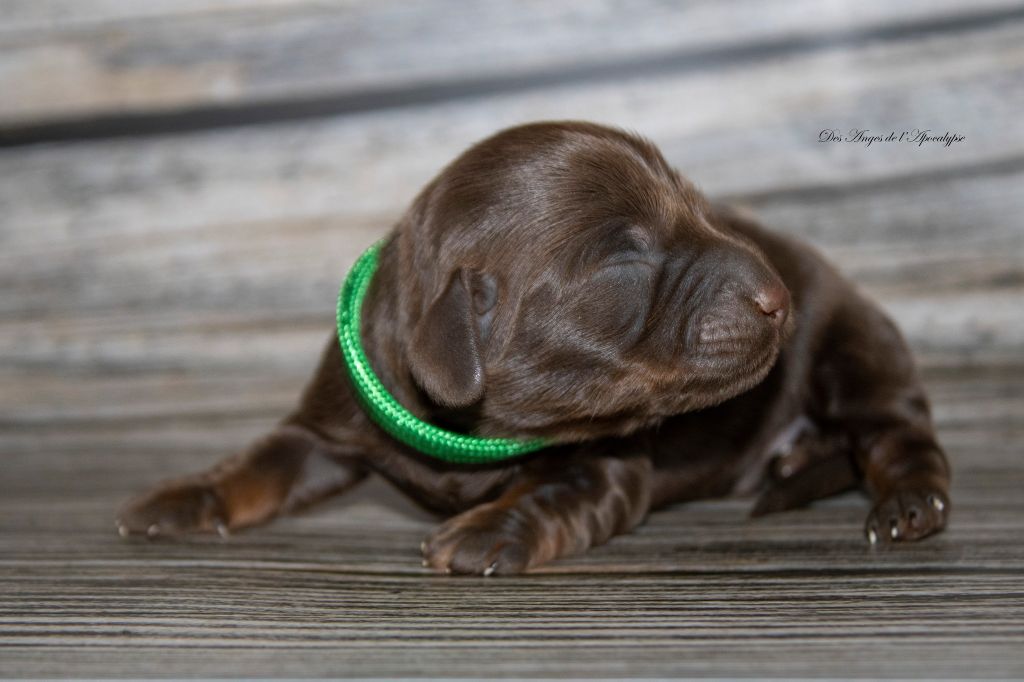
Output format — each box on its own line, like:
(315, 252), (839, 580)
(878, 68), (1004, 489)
(422, 504), (536, 576)
(865, 488), (949, 545)
(117, 480), (228, 539)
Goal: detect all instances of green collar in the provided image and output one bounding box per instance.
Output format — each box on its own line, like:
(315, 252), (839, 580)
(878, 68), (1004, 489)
(336, 240), (548, 464)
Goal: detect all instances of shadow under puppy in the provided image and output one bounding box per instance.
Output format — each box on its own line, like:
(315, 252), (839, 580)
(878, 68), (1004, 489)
(119, 121), (951, 574)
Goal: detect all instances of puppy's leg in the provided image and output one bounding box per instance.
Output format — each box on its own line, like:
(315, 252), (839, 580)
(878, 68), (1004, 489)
(117, 423), (367, 538)
(858, 424), (950, 545)
(422, 453), (652, 575)
(752, 453), (859, 517)
(750, 424), (859, 516)
(816, 300), (951, 545)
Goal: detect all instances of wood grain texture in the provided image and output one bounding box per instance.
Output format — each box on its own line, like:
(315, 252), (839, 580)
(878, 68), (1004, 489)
(3, 0), (1023, 126)
(1, 0), (1022, 677)
(2, 384), (1023, 677)
(1, 16), (1022, 364)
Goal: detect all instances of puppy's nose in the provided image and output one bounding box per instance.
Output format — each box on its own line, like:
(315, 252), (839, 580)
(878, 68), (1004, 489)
(753, 282), (790, 327)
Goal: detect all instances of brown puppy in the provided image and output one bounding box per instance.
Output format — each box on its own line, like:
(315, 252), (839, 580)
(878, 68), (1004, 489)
(118, 121), (951, 574)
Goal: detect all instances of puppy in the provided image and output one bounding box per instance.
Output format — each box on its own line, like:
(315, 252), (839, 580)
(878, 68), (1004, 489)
(118, 121), (951, 574)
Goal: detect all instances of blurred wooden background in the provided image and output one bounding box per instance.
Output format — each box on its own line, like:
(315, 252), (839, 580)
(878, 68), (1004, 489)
(1, 0), (1023, 677)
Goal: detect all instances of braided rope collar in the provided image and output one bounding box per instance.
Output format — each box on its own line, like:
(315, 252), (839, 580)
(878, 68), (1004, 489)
(336, 240), (549, 464)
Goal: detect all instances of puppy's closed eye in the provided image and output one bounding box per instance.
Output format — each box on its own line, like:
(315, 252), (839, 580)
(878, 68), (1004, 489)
(468, 270), (499, 343)
(571, 259), (655, 342)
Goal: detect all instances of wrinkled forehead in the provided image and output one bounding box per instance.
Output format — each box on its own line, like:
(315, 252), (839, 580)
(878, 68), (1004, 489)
(503, 186), (715, 275)
(427, 129), (712, 271)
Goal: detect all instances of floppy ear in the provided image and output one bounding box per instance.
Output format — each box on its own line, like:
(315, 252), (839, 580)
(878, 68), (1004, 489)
(407, 269), (487, 408)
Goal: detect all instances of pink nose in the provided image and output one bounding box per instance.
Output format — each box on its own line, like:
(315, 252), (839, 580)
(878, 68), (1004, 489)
(753, 282), (790, 327)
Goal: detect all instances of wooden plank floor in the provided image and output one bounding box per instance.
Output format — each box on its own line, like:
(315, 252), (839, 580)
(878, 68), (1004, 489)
(2, 380), (1023, 677)
(2, 1), (1023, 677)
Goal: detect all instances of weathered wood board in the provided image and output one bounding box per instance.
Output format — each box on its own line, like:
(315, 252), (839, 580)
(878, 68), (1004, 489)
(2, 391), (1023, 677)
(3, 0), (1022, 126)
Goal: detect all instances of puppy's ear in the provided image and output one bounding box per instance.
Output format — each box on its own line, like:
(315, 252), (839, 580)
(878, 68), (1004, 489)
(407, 269), (490, 408)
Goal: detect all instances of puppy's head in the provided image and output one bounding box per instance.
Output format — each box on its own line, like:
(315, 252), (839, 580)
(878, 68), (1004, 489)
(398, 122), (791, 441)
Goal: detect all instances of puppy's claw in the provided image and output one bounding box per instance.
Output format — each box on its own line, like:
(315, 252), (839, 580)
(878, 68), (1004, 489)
(117, 523), (129, 539)
(867, 527), (878, 545)
(146, 524), (160, 538)
(483, 563), (497, 577)
(215, 521), (230, 539)
(865, 488), (948, 546)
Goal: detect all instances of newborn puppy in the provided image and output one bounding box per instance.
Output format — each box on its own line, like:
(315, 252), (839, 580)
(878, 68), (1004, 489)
(118, 121), (951, 573)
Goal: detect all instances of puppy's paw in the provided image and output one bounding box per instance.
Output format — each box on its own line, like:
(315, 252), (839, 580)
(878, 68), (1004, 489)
(865, 488), (949, 545)
(117, 480), (229, 539)
(422, 504), (535, 576)
(751, 452), (859, 518)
